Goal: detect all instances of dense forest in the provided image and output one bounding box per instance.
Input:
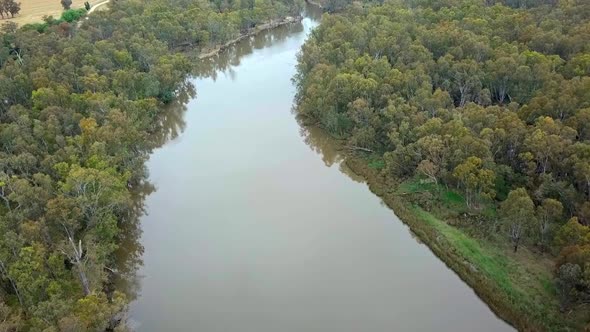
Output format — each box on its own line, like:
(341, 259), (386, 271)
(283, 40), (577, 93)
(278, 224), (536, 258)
(0, 0), (301, 330)
(295, 0), (590, 329)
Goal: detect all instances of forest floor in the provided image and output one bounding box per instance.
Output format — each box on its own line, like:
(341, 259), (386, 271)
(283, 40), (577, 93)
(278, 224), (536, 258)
(1, 0), (105, 26)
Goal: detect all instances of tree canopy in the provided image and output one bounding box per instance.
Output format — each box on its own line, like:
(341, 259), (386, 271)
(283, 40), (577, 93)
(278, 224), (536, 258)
(0, 0), (21, 19)
(0, 0), (301, 329)
(295, 0), (590, 327)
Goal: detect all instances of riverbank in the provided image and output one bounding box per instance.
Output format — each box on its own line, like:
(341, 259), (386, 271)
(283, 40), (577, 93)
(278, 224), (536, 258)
(340, 153), (576, 331)
(127, 6), (515, 327)
(197, 16), (303, 60)
(291, 112), (571, 331)
(290, 0), (590, 327)
(109, 13), (306, 330)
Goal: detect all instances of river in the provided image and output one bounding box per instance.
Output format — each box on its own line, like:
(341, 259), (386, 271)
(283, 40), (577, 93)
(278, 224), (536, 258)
(123, 5), (514, 331)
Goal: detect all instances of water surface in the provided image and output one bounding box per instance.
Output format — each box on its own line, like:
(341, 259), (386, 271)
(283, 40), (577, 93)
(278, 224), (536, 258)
(126, 6), (514, 331)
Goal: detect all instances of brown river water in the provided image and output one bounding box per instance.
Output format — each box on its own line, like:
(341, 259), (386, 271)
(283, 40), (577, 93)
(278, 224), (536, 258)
(120, 5), (514, 331)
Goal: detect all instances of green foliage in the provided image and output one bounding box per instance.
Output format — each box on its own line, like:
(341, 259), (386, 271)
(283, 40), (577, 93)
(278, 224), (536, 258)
(295, 0), (590, 326)
(0, 0), (303, 329)
(414, 208), (512, 292)
(397, 178), (438, 194)
(397, 178), (468, 216)
(61, 8), (86, 23)
(21, 22), (49, 33)
(453, 156), (496, 208)
(367, 158), (384, 169)
(413, 206), (564, 330)
(441, 190), (464, 206)
(554, 217), (590, 249)
(500, 188), (536, 252)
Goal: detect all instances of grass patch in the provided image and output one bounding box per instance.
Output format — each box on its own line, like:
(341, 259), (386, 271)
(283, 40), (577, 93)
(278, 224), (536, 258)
(367, 158), (385, 170)
(414, 207), (514, 292)
(411, 206), (566, 330)
(398, 178), (503, 217)
(397, 178), (439, 194)
(541, 276), (556, 296)
(442, 189), (464, 205)
(368, 159), (385, 169)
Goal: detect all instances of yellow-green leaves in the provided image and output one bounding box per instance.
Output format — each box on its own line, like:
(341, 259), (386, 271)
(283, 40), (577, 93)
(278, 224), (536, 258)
(453, 156), (496, 207)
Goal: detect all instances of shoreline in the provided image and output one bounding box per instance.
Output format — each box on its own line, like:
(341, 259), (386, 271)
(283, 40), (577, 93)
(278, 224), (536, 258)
(295, 120), (553, 331)
(101, 13), (306, 331)
(110, 13), (306, 330)
(342, 156), (526, 330)
(339, 149), (585, 331)
(197, 16), (303, 60)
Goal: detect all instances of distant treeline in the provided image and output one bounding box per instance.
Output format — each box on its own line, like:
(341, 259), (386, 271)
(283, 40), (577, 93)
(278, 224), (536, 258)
(0, 0), (301, 330)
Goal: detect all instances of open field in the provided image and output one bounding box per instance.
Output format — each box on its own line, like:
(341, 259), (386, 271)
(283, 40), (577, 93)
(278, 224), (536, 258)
(1, 0), (106, 26)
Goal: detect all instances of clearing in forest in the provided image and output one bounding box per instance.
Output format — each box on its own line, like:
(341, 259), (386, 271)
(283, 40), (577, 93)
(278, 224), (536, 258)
(1, 0), (105, 26)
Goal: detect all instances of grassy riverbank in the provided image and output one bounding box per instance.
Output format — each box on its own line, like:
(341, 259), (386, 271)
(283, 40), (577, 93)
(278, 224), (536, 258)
(343, 155), (581, 331)
(293, 0), (590, 329)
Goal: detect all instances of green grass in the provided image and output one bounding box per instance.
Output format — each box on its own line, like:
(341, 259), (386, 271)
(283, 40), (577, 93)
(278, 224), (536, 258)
(396, 178), (439, 193)
(442, 189), (464, 205)
(413, 207), (514, 293)
(367, 158), (385, 170)
(541, 276), (556, 296)
(398, 178), (502, 217)
(411, 206), (567, 330)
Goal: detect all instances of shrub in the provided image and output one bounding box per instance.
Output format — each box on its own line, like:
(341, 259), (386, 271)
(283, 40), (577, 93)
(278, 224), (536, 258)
(60, 8), (86, 23)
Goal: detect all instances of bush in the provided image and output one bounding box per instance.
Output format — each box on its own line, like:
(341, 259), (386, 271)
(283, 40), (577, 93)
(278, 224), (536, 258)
(61, 8), (87, 23)
(21, 22), (49, 33)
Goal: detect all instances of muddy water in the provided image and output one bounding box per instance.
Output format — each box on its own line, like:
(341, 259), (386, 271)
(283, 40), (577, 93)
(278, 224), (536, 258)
(125, 6), (514, 331)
